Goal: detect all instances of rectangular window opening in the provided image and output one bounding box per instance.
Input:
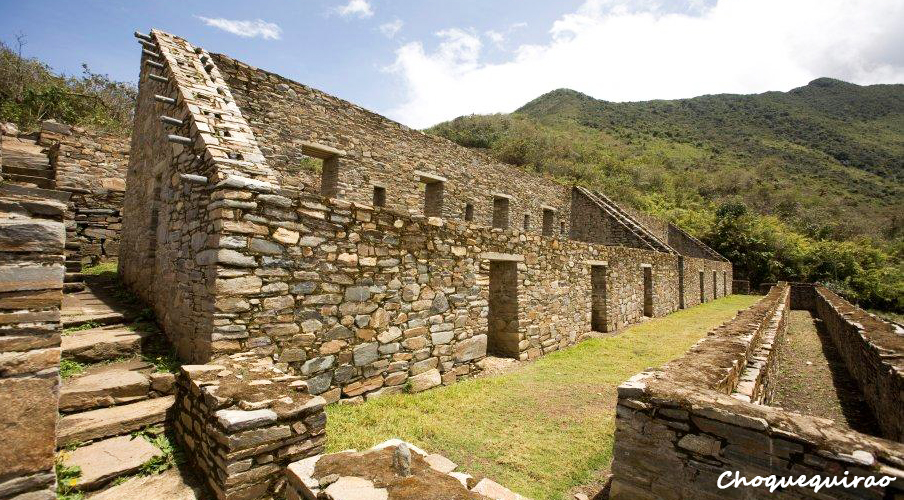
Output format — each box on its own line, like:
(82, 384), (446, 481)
(542, 209), (554, 236)
(464, 203), (474, 221)
(372, 186), (386, 207)
(493, 196), (510, 229)
(424, 180), (444, 217)
(320, 156), (340, 198)
(523, 214), (530, 231)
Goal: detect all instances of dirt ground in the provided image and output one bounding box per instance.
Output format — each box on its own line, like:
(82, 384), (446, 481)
(771, 310), (881, 435)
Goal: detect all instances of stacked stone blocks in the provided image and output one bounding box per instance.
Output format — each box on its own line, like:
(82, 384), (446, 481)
(0, 188), (67, 500)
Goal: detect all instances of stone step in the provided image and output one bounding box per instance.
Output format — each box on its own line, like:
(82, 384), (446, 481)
(65, 272), (85, 282)
(62, 325), (154, 362)
(57, 395), (175, 447)
(2, 172), (54, 189)
(64, 282), (86, 293)
(66, 261), (83, 272)
(60, 369), (151, 413)
(0, 182), (70, 202)
(62, 311), (127, 328)
(89, 467), (206, 500)
(2, 165), (53, 177)
(61, 434), (163, 491)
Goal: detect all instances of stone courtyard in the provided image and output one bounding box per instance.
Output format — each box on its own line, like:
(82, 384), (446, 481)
(0, 27), (900, 500)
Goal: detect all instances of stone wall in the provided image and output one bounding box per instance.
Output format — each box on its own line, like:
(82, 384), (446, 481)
(809, 286), (904, 441)
(569, 188), (651, 249)
(610, 284), (904, 499)
(173, 357), (326, 500)
(0, 186), (66, 500)
(204, 189), (688, 402)
(121, 30), (731, 406)
(211, 52), (575, 235)
(39, 121), (130, 264)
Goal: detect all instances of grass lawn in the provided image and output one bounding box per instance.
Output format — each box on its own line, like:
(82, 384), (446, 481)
(325, 294), (761, 499)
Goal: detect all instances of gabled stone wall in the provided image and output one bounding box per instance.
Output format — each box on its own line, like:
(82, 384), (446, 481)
(0, 187), (66, 500)
(210, 53), (575, 235)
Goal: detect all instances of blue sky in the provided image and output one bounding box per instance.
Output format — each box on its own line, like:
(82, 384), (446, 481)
(3, 0), (903, 128)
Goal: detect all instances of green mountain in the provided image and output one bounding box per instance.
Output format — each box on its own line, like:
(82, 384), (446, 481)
(427, 79), (904, 312)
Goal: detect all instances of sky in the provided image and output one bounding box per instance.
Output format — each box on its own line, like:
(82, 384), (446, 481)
(2, 0), (903, 128)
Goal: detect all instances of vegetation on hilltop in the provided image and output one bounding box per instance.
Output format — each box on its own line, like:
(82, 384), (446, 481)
(427, 80), (904, 312)
(0, 35), (135, 135)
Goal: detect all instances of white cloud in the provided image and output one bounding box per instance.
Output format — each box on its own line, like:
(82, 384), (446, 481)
(386, 0), (904, 128)
(197, 16), (282, 40)
(485, 30), (505, 47)
(380, 19), (404, 38)
(337, 0), (374, 19)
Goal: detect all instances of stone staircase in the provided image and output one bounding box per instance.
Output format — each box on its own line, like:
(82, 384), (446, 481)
(56, 280), (184, 495)
(0, 133), (55, 188)
(2, 130), (89, 293)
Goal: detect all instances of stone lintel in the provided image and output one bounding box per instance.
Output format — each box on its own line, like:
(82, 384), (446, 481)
(640, 263), (653, 268)
(491, 192), (513, 200)
(301, 141), (346, 159)
(480, 252), (523, 262)
(541, 204), (557, 212)
(413, 170), (447, 184)
(587, 260), (609, 267)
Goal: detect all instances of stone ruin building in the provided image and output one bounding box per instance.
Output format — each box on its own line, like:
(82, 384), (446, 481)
(2, 26), (897, 500)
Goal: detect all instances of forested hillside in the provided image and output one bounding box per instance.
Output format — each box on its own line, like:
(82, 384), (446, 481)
(427, 79), (904, 312)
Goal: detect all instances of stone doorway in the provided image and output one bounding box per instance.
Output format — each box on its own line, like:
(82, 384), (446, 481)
(591, 265), (608, 332)
(699, 271), (705, 303)
(488, 260), (519, 357)
(642, 266), (653, 317)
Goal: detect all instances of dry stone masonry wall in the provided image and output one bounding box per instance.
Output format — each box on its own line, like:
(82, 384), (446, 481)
(39, 121), (130, 264)
(173, 357), (326, 500)
(610, 283), (904, 500)
(121, 30), (732, 407)
(0, 187), (66, 500)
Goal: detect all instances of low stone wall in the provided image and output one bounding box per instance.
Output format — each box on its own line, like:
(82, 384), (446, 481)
(811, 286), (904, 441)
(0, 187), (66, 500)
(39, 121), (130, 264)
(173, 356), (326, 500)
(610, 284), (904, 499)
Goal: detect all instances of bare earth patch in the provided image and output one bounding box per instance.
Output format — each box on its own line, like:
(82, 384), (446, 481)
(771, 309), (881, 435)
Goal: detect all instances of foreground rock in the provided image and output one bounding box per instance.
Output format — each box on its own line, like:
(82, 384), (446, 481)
(286, 439), (530, 500)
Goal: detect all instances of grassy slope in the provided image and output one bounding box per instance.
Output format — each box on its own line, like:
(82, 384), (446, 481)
(512, 80), (904, 237)
(326, 294), (760, 499)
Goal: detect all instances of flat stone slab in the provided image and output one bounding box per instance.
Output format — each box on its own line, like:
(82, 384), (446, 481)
(90, 467), (206, 500)
(58, 395), (174, 447)
(60, 369), (149, 412)
(62, 435), (161, 491)
(62, 326), (152, 362)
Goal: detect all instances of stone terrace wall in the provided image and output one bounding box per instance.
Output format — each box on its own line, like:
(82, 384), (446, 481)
(203, 189), (683, 402)
(39, 121), (130, 263)
(173, 357), (326, 500)
(0, 187), (66, 500)
(810, 286), (904, 441)
(610, 284), (904, 500)
(211, 53), (574, 236)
